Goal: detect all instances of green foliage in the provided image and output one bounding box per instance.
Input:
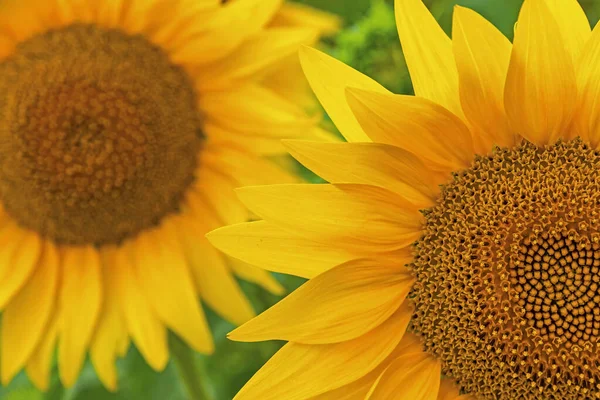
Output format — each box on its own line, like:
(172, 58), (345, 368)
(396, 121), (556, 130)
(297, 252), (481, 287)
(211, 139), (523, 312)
(581, 0), (600, 26)
(429, 0), (522, 39)
(334, 0), (413, 94)
(330, 0), (523, 96)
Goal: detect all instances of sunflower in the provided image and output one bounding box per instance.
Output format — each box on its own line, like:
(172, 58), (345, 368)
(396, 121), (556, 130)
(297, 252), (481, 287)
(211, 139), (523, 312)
(0, 0), (338, 392)
(207, 0), (600, 398)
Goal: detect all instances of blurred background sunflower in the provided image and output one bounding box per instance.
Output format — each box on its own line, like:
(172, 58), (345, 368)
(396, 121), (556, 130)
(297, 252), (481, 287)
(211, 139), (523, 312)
(3, 0), (600, 400)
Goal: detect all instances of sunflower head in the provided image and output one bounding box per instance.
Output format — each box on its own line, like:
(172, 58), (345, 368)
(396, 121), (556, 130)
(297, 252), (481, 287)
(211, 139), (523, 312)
(0, 23), (202, 245)
(208, 0), (600, 399)
(0, 0), (337, 393)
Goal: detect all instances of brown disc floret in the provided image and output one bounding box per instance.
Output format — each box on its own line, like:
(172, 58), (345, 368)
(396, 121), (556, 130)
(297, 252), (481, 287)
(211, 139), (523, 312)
(0, 24), (202, 245)
(411, 139), (600, 399)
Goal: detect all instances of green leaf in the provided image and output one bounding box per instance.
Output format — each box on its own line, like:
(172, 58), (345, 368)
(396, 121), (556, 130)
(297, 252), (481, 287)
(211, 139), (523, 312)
(333, 0), (412, 94)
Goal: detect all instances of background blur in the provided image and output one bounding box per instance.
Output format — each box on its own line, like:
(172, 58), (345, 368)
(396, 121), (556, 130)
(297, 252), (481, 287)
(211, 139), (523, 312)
(3, 0), (600, 399)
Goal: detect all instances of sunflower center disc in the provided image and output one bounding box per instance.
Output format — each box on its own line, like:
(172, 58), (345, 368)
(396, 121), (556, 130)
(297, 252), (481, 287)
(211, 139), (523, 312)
(0, 24), (202, 245)
(411, 139), (600, 399)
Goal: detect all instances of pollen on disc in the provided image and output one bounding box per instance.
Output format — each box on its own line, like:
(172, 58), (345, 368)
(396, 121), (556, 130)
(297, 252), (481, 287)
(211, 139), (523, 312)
(0, 24), (202, 245)
(410, 139), (600, 399)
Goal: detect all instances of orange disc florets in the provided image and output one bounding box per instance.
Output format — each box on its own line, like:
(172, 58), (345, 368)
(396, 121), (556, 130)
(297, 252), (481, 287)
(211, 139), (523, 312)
(0, 24), (202, 245)
(411, 139), (600, 399)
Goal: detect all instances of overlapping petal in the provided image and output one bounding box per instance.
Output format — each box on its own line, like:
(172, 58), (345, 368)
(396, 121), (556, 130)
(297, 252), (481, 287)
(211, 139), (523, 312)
(285, 140), (441, 207)
(207, 221), (356, 278)
(235, 307), (413, 400)
(574, 22), (600, 146)
(229, 258), (413, 344)
(504, 0), (577, 145)
(1, 242), (58, 385)
(347, 88), (474, 171)
(299, 46), (389, 142)
(58, 246), (102, 387)
(452, 6), (514, 152)
(395, 0), (463, 118)
(237, 184), (424, 252)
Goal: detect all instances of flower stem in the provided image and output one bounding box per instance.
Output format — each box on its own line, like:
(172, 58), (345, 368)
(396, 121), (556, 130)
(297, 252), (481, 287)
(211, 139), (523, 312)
(169, 334), (213, 400)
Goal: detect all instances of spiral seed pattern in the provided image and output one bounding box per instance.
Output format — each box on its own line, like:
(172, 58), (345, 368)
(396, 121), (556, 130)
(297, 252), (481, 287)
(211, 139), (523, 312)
(411, 139), (600, 399)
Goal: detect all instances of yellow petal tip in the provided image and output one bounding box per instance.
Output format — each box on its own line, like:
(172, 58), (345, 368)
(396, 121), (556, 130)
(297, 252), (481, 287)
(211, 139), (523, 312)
(0, 371), (14, 387)
(280, 138), (302, 148)
(103, 378), (118, 393)
(344, 86), (368, 100)
(146, 351), (170, 372)
(60, 371), (77, 389)
(27, 373), (49, 392)
(298, 44), (318, 59)
(226, 327), (246, 342)
(205, 223), (242, 244)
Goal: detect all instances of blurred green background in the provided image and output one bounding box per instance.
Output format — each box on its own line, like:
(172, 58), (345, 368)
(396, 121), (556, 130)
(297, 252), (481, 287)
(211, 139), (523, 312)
(4, 0), (600, 399)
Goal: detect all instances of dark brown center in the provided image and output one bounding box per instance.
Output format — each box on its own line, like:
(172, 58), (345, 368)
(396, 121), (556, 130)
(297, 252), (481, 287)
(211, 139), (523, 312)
(411, 139), (600, 399)
(0, 24), (202, 245)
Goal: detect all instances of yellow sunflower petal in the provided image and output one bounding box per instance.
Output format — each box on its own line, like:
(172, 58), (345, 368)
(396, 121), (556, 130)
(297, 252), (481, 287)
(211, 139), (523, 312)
(175, 214), (255, 326)
(117, 335), (130, 358)
(90, 247), (128, 392)
(26, 312), (59, 391)
(395, 0), (463, 118)
(193, 167), (248, 226)
(346, 88), (474, 171)
(207, 220), (356, 279)
(229, 259), (413, 344)
(200, 84), (315, 138)
(170, 0), (282, 65)
(504, 0), (577, 145)
(574, 25), (600, 146)
(366, 353), (441, 400)
(0, 33), (15, 60)
(48, 0), (76, 26)
(125, 0), (217, 39)
(131, 223), (213, 354)
(309, 369), (383, 400)
(311, 330), (422, 400)
(1, 241), (58, 385)
(0, 0), (49, 41)
(0, 230), (42, 309)
(285, 140), (440, 207)
(269, 2), (340, 35)
(204, 122), (285, 155)
(113, 247), (168, 371)
(197, 0), (219, 5)
(119, 0), (171, 34)
(228, 258), (285, 296)
(149, 2), (219, 51)
(235, 306), (413, 400)
(261, 52), (316, 109)
(298, 46), (389, 142)
(236, 184), (423, 252)
(58, 246), (102, 387)
(206, 122), (339, 156)
(545, 0), (590, 62)
(202, 145), (298, 187)
(196, 28), (317, 90)
(0, 220), (25, 247)
(452, 6), (514, 152)
(437, 379), (461, 400)
(90, 0), (123, 28)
